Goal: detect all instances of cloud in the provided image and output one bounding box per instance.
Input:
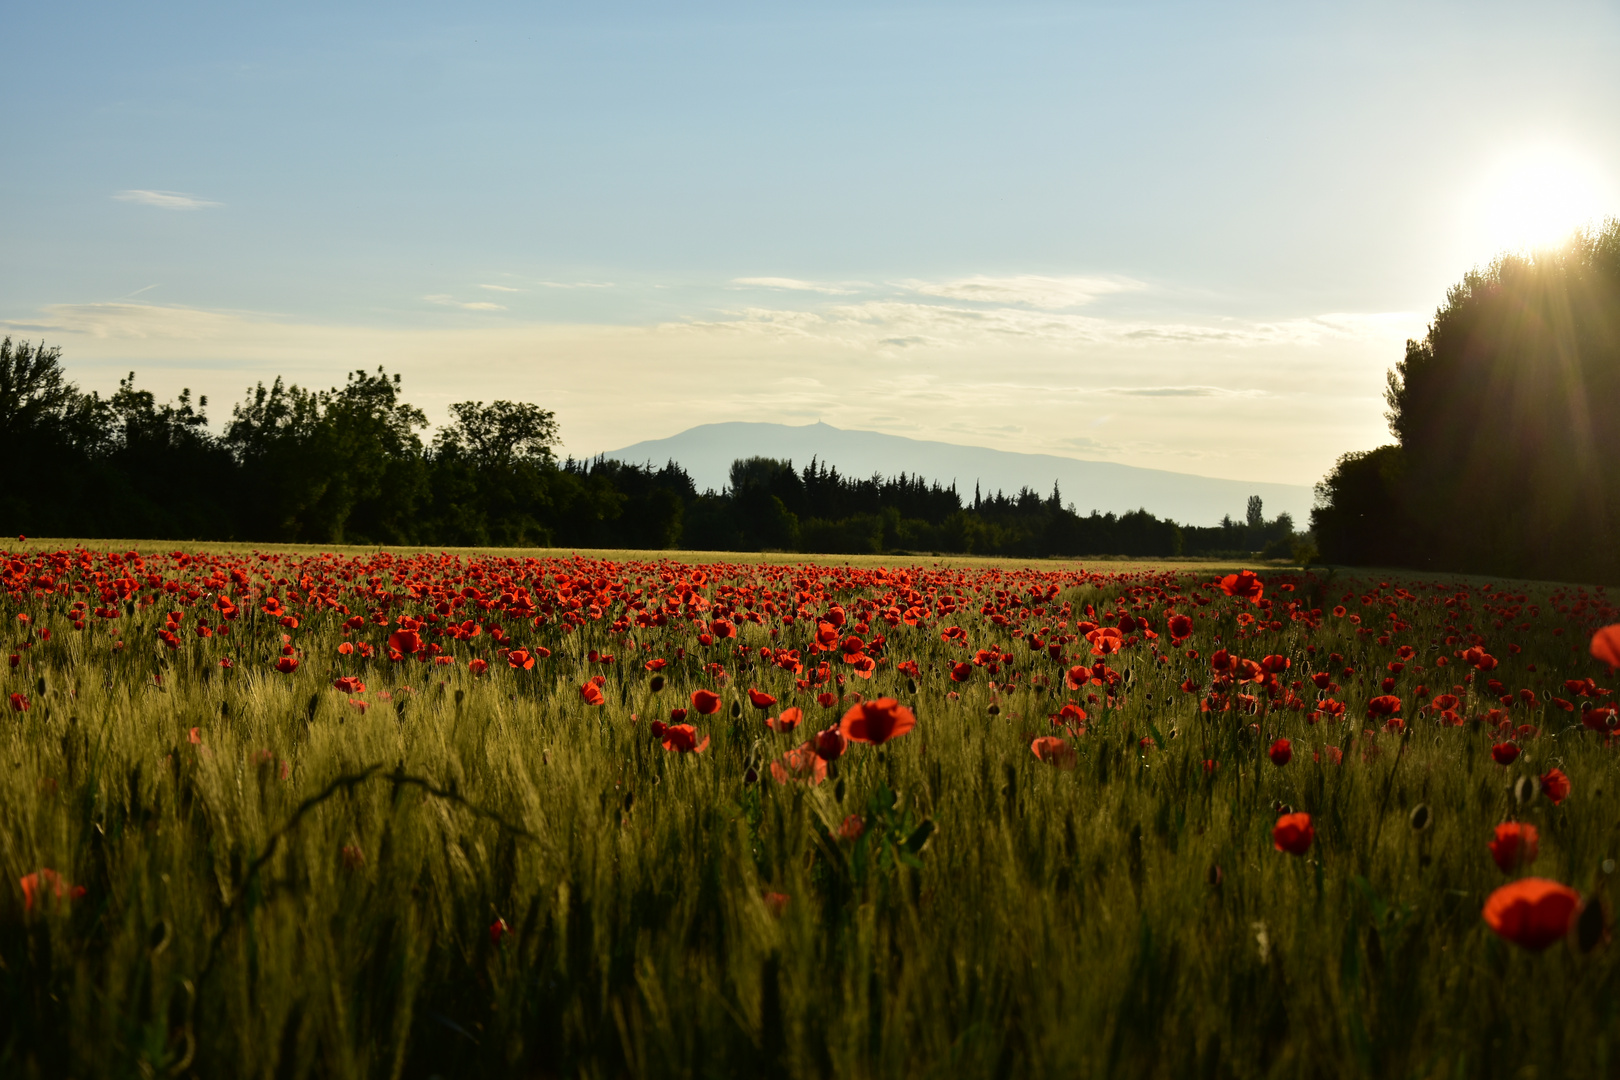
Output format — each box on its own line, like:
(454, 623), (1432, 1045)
(732, 277), (860, 295)
(534, 281), (615, 289)
(424, 295), (507, 311)
(902, 274), (1139, 309)
(1100, 385), (1267, 398)
(113, 190), (221, 210)
(477, 283), (523, 293)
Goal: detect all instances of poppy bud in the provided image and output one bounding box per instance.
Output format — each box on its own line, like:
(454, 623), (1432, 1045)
(649, 675), (665, 692)
(1514, 774), (1541, 805)
(1409, 803), (1432, 832)
(649, 720), (667, 740)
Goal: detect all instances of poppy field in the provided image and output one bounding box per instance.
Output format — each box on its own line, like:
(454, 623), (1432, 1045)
(4, 543), (1620, 1079)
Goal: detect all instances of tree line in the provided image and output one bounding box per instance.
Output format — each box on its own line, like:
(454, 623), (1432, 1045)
(1311, 217), (1620, 584)
(0, 342), (1297, 558)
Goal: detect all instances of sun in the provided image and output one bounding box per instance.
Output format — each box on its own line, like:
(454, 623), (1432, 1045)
(1469, 148), (1613, 255)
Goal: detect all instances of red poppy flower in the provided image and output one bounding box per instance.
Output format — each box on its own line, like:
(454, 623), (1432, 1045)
(1066, 665), (1092, 690)
(747, 688), (777, 710)
(645, 658), (667, 672)
(388, 630), (422, 655)
(1483, 878), (1580, 950)
(274, 657), (299, 675)
(767, 706), (803, 733)
(660, 724), (710, 754)
(814, 726), (846, 761)
(1490, 822), (1539, 873)
(1592, 625), (1620, 670)
(669, 707), (688, 722)
(839, 698), (917, 745)
(1540, 768), (1571, 805)
(769, 742), (826, 785)
(1031, 736), (1077, 769)
(1167, 613), (1194, 642)
(8, 692), (29, 712)
(1219, 571), (1264, 600)
(1260, 655), (1289, 675)
(333, 676), (365, 693)
(709, 619), (736, 639)
(580, 683), (606, 706)
(1491, 742), (1521, 766)
(1086, 627), (1123, 656)
(490, 917), (509, 945)
(19, 868), (86, 912)
(469, 658), (489, 676)
(950, 661), (973, 682)
(1366, 695), (1402, 718)
(691, 689), (721, 715)
(1268, 738), (1292, 766)
(507, 649), (535, 671)
(1052, 702), (1087, 732)
(1272, 812), (1314, 855)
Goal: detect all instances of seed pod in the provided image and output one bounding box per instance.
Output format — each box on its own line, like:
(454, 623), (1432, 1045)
(1409, 803), (1432, 832)
(649, 675), (665, 692)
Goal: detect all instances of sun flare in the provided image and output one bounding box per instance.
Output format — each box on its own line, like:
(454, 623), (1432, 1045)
(1471, 149), (1613, 255)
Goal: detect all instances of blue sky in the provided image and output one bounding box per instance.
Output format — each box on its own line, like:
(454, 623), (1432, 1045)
(4, 1), (1617, 484)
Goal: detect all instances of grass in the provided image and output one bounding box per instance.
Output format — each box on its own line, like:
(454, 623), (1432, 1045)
(2, 543), (1618, 1078)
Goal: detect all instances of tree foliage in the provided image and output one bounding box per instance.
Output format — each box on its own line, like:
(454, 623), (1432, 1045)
(0, 342), (1298, 557)
(1314, 218), (1620, 582)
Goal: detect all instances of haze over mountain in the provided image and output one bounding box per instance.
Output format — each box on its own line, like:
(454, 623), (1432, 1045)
(602, 422), (1313, 526)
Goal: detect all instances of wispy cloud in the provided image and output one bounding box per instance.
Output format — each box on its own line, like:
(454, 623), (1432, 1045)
(1100, 385), (1267, 398)
(534, 280), (615, 289)
(113, 189), (221, 210)
(732, 277), (861, 295)
(902, 274), (1139, 309)
(477, 283), (523, 293)
(424, 295), (506, 311)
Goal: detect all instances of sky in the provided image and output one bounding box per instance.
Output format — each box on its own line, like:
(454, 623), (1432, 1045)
(3, 0), (1618, 486)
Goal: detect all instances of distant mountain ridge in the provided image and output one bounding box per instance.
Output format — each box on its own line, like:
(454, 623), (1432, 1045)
(599, 421), (1313, 526)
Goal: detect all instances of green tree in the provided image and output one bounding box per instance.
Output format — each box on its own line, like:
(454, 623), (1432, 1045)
(1374, 219), (1620, 580)
(225, 368), (427, 544)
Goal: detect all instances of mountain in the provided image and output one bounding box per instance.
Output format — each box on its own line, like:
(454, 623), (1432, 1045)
(599, 421), (1314, 526)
